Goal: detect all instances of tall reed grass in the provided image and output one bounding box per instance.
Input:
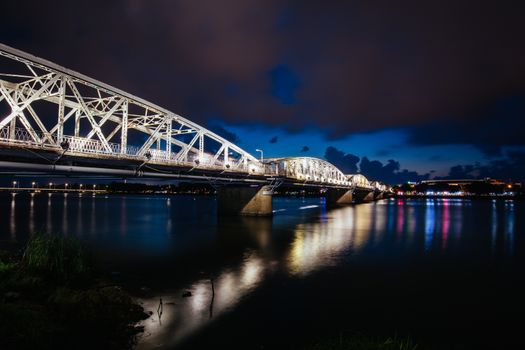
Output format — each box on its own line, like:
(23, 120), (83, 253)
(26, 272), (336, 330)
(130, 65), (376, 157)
(22, 234), (92, 282)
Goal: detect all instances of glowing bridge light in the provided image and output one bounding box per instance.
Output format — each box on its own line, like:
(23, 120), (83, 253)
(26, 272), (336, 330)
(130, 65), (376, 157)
(299, 205), (319, 210)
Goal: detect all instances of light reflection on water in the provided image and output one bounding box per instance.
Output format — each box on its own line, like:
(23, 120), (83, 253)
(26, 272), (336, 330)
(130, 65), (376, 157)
(9, 194), (16, 238)
(492, 200), (498, 253)
(137, 199), (520, 349)
(505, 201), (515, 256)
(0, 194), (521, 348)
(139, 251), (269, 348)
(425, 199), (435, 251)
(442, 200), (449, 250)
(29, 193), (35, 234)
(286, 204), (376, 276)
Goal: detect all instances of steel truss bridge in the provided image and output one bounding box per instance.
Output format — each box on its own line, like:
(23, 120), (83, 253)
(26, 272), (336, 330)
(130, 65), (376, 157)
(0, 43), (389, 213)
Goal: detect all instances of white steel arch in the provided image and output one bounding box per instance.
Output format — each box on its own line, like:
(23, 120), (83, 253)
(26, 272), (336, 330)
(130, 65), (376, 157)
(266, 157), (351, 186)
(0, 43), (263, 174)
(370, 181), (387, 192)
(347, 174), (373, 189)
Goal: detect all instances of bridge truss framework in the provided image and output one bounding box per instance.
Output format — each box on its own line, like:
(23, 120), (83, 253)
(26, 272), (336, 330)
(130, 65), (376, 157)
(0, 43), (263, 175)
(0, 43), (387, 192)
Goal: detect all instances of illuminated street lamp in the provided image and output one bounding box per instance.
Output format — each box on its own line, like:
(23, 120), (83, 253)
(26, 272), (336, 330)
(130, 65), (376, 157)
(255, 149), (263, 162)
(12, 181), (17, 188)
(31, 181), (36, 189)
(65, 183), (69, 190)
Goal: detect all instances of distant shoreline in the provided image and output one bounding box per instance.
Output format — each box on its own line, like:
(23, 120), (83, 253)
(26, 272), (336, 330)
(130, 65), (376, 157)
(394, 194), (523, 200)
(1, 189), (522, 201)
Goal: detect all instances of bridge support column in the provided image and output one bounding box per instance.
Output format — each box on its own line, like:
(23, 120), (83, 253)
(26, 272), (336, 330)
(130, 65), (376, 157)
(325, 188), (353, 206)
(374, 191), (384, 200)
(218, 185), (273, 216)
(353, 189), (375, 203)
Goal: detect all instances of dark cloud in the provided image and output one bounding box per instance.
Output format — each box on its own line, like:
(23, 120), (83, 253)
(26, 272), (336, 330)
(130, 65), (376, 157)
(269, 136), (279, 144)
(325, 146), (429, 184)
(324, 146), (360, 174)
(300, 146), (309, 152)
(209, 124), (240, 144)
(439, 164), (478, 179)
(2, 0), (524, 141)
(291, 0), (525, 137)
(407, 96), (525, 156)
(359, 157), (430, 185)
(269, 64), (301, 105)
(437, 150), (525, 181)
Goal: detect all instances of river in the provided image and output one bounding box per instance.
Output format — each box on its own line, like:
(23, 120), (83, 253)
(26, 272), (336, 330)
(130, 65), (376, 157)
(0, 193), (523, 349)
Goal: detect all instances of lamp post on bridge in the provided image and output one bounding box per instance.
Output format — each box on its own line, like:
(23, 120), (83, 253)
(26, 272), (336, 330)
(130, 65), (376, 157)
(255, 149), (264, 162)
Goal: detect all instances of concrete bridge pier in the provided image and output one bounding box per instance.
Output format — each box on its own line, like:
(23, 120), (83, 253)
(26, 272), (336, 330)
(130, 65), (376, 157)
(374, 191), (384, 200)
(217, 185), (273, 216)
(353, 189), (375, 203)
(325, 188), (353, 206)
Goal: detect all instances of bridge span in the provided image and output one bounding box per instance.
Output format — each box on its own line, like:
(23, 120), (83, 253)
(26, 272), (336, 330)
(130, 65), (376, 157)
(0, 43), (390, 215)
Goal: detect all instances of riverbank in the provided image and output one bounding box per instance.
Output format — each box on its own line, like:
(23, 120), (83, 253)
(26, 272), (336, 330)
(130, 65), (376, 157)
(0, 236), (149, 350)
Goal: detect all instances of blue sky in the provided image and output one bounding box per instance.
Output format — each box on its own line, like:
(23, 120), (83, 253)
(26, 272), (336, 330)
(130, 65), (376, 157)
(210, 121), (485, 177)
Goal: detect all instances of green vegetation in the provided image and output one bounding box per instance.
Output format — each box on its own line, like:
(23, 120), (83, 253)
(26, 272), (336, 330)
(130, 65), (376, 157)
(22, 235), (92, 283)
(0, 260), (14, 274)
(0, 235), (148, 350)
(306, 333), (418, 350)
(0, 251), (16, 282)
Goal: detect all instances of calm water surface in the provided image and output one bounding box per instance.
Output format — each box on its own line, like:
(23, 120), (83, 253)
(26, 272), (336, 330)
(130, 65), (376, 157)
(0, 193), (523, 349)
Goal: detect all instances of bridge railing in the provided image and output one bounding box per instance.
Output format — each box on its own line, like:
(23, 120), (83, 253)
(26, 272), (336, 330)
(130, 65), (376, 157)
(64, 135), (129, 155)
(0, 126), (137, 155)
(0, 126), (265, 174)
(0, 126), (381, 187)
(0, 126), (44, 144)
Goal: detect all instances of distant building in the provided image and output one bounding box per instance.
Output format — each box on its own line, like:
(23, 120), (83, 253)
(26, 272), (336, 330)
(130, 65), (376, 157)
(395, 178), (522, 197)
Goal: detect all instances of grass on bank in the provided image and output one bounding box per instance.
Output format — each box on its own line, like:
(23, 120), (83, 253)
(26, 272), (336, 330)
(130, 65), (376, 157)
(0, 234), (148, 350)
(306, 332), (418, 350)
(21, 234), (92, 283)
(0, 260), (14, 274)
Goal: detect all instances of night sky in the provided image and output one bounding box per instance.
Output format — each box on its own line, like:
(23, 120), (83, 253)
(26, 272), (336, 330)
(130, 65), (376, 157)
(1, 0), (525, 184)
